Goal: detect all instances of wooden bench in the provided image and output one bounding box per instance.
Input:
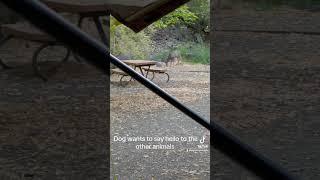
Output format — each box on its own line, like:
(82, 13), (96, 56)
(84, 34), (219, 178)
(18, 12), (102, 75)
(111, 67), (170, 83)
(143, 67), (170, 82)
(0, 22), (71, 81)
(111, 68), (129, 82)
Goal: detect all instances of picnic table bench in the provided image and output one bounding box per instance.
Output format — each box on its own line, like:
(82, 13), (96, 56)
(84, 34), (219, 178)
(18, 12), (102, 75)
(1, 0), (173, 82)
(42, 0), (112, 45)
(111, 68), (129, 82)
(0, 22), (71, 81)
(0, 0), (111, 81)
(143, 66), (169, 82)
(122, 60), (156, 76)
(111, 60), (169, 83)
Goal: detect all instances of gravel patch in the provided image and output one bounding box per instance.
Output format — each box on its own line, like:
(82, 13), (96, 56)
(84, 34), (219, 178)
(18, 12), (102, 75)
(110, 64), (210, 179)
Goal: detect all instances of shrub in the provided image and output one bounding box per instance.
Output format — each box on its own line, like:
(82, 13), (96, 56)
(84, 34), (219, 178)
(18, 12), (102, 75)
(178, 43), (210, 64)
(153, 42), (210, 64)
(110, 18), (152, 59)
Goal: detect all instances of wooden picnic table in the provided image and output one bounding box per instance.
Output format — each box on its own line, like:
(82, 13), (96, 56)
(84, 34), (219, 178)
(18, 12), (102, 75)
(1, 0), (113, 80)
(122, 60), (157, 76)
(112, 60), (169, 82)
(41, 0), (114, 45)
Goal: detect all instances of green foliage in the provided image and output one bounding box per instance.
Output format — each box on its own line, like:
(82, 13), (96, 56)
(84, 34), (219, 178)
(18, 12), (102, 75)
(110, 16), (121, 33)
(178, 43), (210, 64)
(153, 5), (198, 29)
(110, 17), (152, 59)
(153, 42), (210, 64)
(152, 50), (170, 62)
(184, 0), (210, 42)
(110, 1), (210, 62)
(187, 0), (210, 27)
(110, 4), (200, 60)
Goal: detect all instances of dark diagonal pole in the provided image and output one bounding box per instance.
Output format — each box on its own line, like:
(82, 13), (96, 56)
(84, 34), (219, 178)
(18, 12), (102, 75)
(1, 0), (297, 179)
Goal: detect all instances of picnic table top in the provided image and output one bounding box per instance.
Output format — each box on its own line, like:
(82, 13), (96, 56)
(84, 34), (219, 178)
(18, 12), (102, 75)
(122, 60), (157, 66)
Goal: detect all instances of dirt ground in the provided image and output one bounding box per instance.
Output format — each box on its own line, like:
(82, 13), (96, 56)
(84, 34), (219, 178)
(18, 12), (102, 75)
(0, 14), (111, 179)
(0, 40), (210, 179)
(0, 61), (109, 179)
(110, 64), (210, 179)
(1, 5), (320, 180)
(212, 8), (320, 180)
(0, 15), (211, 179)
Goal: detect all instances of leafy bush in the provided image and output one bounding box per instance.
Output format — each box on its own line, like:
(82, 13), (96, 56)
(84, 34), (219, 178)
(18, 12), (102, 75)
(152, 50), (170, 62)
(178, 43), (210, 64)
(153, 5), (198, 29)
(187, 0), (210, 36)
(110, 21), (152, 59)
(110, 0), (209, 61)
(153, 42), (210, 64)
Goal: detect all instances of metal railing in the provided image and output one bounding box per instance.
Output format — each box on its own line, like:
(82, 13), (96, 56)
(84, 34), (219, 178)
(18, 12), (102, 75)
(1, 0), (297, 179)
